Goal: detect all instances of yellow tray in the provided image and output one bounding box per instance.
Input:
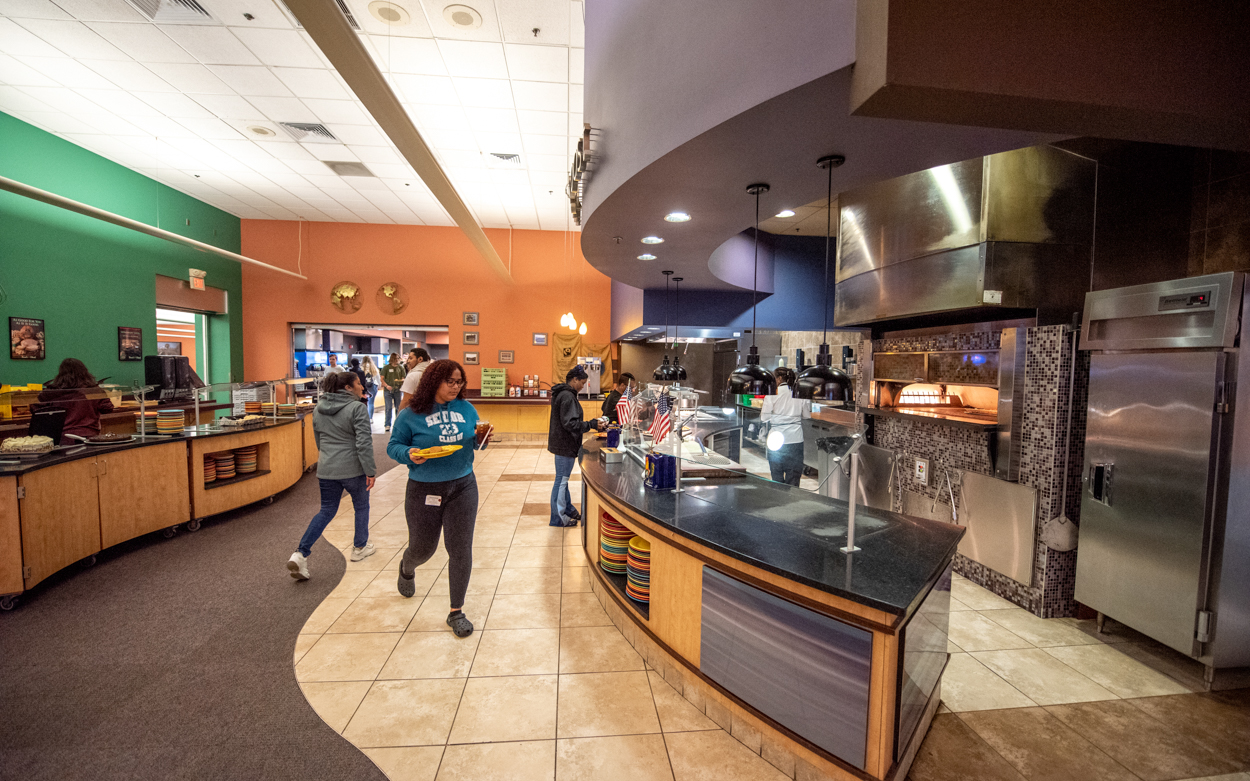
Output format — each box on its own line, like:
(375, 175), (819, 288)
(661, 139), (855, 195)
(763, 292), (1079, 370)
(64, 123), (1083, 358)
(413, 444), (462, 459)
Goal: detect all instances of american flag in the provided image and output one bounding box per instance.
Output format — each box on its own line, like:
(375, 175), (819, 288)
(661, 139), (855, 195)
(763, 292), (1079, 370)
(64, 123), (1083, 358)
(649, 390), (672, 443)
(616, 382), (634, 426)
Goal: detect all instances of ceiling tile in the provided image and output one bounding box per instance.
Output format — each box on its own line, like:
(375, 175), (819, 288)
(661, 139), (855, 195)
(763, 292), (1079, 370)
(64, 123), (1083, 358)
(569, 0), (584, 47)
(246, 95), (320, 123)
(303, 142), (359, 162)
(369, 163), (418, 179)
(231, 27), (324, 68)
(132, 90), (216, 118)
(283, 160), (336, 176)
(406, 102), (469, 130)
(159, 25), (258, 66)
(516, 108), (565, 135)
(45, 0), (144, 22)
(474, 130), (523, 151)
(392, 73), (458, 105)
(521, 133), (569, 156)
(15, 111), (97, 134)
(85, 22), (196, 62)
(417, 0), (501, 42)
(453, 76), (513, 108)
(0, 0), (70, 19)
(438, 39), (508, 79)
(497, 0), (570, 44)
(439, 149), (485, 168)
(567, 112), (582, 135)
(262, 142), (317, 161)
(301, 173), (356, 190)
(503, 43), (567, 82)
(372, 36), (445, 75)
(304, 98), (370, 124)
(346, 0), (434, 37)
(192, 92), (260, 118)
(81, 58), (175, 91)
(511, 79), (565, 111)
(329, 124), (388, 145)
(0, 85), (55, 113)
(16, 18), (129, 59)
(0, 17), (64, 56)
(529, 169), (567, 187)
(419, 127), (478, 149)
(206, 65), (293, 96)
(197, 0), (294, 30)
(526, 152), (568, 172)
(150, 63), (232, 94)
(348, 145), (402, 164)
(272, 67), (350, 100)
(173, 116), (242, 139)
(24, 56), (117, 88)
(0, 52), (60, 86)
(464, 105), (517, 133)
(569, 47), (583, 84)
(568, 83), (582, 113)
(77, 87), (162, 117)
(20, 84), (108, 114)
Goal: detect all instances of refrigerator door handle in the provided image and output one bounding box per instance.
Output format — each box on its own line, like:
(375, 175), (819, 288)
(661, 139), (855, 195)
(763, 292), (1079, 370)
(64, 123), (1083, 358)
(1088, 462), (1114, 505)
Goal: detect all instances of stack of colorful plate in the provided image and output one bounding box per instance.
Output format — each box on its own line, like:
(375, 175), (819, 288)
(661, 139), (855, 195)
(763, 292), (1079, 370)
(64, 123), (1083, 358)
(599, 514), (633, 575)
(234, 445), (258, 474)
(157, 409), (185, 435)
(212, 451), (236, 480)
(244, 401), (262, 415)
(626, 536), (651, 603)
(203, 455), (217, 484)
(135, 411), (158, 433)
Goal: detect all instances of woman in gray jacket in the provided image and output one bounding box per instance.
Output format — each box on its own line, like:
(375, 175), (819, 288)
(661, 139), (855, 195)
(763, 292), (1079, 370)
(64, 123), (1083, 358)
(287, 371), (378, 580)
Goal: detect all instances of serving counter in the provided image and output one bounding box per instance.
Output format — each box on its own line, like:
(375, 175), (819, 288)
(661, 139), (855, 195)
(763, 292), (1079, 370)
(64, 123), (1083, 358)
(0, 414), (317, 609)
(466, 394), (603, 439)
(578, 438), (962, 781)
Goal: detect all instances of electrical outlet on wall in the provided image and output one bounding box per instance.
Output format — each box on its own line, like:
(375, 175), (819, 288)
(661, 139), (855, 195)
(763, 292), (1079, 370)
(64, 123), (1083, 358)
(915, 458), (929, 486)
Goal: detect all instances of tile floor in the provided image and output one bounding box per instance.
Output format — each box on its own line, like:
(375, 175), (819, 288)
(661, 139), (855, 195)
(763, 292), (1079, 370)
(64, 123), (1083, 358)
(296, 445), (1250, 781)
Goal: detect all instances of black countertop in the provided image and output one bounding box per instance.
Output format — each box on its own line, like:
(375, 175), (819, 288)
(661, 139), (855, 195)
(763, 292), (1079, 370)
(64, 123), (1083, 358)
(0, 415), (307, 476)
(861, 405), (998, 432)
(580, 439), (963, 623)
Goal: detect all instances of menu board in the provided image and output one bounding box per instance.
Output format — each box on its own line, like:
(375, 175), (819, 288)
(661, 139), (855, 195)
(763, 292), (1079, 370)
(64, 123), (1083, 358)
(481, 368), (506, 397)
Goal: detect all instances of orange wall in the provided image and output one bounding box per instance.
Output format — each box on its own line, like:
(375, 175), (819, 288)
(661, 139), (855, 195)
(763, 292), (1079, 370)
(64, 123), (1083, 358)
(240, 222), (610, 387)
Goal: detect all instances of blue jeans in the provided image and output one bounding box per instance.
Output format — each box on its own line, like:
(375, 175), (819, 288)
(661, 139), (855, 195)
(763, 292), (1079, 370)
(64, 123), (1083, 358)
(298, 475), (370, 556)
(366, 389), (377, 418)
(550, 454), (577, 525)
(383, 389), (404, 428)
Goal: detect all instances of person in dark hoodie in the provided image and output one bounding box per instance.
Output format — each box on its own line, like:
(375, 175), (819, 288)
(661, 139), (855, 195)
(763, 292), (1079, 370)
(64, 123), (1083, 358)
(287, 371), (377, 580)
(547, 365), (604, 527)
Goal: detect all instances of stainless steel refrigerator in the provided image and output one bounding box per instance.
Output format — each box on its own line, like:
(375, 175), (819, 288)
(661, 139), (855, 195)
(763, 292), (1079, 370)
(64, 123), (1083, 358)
(1077, 272), (1250, 687)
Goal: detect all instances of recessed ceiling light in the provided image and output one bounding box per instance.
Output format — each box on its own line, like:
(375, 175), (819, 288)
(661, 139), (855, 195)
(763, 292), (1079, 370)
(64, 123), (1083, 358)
(641, 236), (663, 244)
(443, 3), (482, 28)
(775, 209), (796, 218)
(664, 212), (691, 223)
(247, 125), (276, 137)
(368, 1), (410, 25)
(638, 253), (656, 260)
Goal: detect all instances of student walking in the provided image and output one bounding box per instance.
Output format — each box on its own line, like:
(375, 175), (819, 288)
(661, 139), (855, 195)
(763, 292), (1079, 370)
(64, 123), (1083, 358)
(387, 359), (491, 638)
(380, 353), (407, 431)
(361, 356), (381, 419)
(399, 348), (431, 407)
(547, 365), (604, 527)
(288, 372), (377, 580)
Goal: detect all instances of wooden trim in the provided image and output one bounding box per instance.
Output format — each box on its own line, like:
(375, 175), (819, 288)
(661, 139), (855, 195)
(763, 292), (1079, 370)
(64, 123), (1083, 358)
(864, 631), (899, 777)
(592, 486), (899, 634)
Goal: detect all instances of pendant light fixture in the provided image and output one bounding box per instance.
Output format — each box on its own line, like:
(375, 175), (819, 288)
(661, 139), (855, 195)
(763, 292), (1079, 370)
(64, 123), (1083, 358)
(727, 184), (776, 397)
(670, 276), (688, 382)
(796, 154), (854, 404)
(653, 270), (679, 381)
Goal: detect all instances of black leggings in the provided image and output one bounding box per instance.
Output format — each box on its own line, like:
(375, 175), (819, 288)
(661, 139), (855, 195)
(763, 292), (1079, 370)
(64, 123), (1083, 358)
(401, 473), (479, 610)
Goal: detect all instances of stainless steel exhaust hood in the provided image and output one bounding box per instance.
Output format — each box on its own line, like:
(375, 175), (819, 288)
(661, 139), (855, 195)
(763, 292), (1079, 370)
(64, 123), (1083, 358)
(835, 145), (1096, 326)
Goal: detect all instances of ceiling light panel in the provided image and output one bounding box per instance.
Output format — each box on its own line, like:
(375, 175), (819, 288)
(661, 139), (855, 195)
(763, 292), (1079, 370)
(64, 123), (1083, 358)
(231, 28), (324, 69)
(437, 39), (508, 79)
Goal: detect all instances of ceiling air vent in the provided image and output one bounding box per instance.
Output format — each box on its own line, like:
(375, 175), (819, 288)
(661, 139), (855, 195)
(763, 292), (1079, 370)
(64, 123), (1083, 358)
(126, 0), (214, 23)
(276, 0), (361, 30)
(279, 122), (339, 143)
(487, 152), (522, 168)
(324, 161), (375, 177)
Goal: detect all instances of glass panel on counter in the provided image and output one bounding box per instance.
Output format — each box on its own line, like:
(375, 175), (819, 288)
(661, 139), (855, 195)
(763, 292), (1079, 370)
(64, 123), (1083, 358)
(896, 563), (952, 759)
(926, 350), (1000, 386)
(872, 352), (927, 382)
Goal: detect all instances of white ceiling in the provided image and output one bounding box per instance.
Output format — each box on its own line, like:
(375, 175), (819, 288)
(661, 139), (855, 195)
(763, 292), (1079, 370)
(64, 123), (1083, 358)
(0, 0), (584, 230)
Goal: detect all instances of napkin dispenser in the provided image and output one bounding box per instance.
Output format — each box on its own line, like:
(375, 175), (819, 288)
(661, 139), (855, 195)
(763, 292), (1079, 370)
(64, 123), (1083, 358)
(600, 447), (624, 464)
(644, 452), (677, 490)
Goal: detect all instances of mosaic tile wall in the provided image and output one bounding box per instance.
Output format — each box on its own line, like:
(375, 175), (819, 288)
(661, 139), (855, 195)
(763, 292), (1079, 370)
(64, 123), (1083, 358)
(864, 326), (1089, 618)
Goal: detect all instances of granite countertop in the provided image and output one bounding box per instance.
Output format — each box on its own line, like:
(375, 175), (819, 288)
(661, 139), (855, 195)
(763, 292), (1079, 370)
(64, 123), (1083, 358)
(580, 439), (963, 622)
(0, 414), (308, 476)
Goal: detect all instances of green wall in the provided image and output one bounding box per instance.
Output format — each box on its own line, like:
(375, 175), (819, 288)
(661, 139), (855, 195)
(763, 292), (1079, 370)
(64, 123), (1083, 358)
(0, 111), (243, 388)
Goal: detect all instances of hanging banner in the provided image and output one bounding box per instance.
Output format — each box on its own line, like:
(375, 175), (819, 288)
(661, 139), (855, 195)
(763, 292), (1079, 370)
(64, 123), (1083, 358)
(553, 333), (610, 384)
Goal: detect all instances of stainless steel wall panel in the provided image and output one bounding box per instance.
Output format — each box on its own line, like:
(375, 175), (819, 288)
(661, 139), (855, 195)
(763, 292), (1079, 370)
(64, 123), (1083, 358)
(983, 145), (1096, 245)
(1080, 273), (1243, 351)
(700, 567), (872, 770)
(957, 472), (1038, 585)
(1075, 351), (1223, 655)
(821, 443), (897, 513)
(835, 245), (985, 325)
(896, 564), (952, 760)
(995, 328), (1026, 481)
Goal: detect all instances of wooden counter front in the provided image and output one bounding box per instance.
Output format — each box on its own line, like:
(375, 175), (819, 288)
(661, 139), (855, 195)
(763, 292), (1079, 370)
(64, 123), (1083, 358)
(190, 422), (304, 520)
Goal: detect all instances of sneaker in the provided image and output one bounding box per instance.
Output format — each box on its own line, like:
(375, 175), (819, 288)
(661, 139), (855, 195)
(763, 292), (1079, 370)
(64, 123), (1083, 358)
(550, 518), (578, 528)
(287, 552), (309, 580)
(446, 610), (474, 638)
(565, 509), (582, 522)
(384, 426), (391, 432)
(398, 563), (416, 598)
(351, 542), (376, 562)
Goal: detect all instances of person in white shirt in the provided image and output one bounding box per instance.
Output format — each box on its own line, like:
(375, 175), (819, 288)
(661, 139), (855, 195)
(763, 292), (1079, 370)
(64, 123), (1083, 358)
(399, 348), (431, 408)
(760, 366), (809, 486)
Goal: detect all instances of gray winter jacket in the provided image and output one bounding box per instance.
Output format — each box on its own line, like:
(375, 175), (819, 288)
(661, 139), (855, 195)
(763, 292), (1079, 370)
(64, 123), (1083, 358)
(313, 392), (376, 480)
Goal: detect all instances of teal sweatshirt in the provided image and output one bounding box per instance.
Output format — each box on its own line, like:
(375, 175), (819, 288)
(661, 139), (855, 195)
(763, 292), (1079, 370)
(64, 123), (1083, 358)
(387, 399), (480, 483)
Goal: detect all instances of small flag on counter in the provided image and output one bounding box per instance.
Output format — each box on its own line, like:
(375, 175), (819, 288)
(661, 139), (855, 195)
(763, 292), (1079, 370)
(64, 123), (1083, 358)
(649, 390), (671, 443)
(617, 382), (634, 426)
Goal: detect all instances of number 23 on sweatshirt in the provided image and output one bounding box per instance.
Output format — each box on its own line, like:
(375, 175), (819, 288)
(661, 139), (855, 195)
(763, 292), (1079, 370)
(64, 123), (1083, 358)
(386, 399), (480, 482)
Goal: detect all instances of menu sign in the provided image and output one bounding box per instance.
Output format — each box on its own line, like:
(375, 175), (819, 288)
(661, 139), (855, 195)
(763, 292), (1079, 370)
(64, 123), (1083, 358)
(9, 317), (45, 360)
(118, 326), (143, 361)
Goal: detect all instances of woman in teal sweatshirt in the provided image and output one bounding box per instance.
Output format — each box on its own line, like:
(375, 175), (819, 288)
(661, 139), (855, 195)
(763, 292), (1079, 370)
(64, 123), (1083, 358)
(387, 359), (491, 638)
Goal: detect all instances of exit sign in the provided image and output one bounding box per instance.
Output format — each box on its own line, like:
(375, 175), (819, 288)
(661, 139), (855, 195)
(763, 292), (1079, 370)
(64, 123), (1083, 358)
(189, 277), (205, 290)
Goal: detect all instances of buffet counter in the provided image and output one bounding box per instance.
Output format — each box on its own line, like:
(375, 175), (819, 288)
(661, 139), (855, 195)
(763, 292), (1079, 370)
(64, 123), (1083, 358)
(465, 393), (603, 437)
(578, 438), (961, 781)
(0, 414), (316, 608)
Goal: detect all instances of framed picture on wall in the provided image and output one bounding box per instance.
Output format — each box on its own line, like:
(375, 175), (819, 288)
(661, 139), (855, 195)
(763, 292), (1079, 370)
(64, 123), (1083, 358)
(463, 331), (479, 345)
(464, 351), (480, 365)
(463, 312), (479, 326)
(532, 332), (547, 346)
(9, 317), (45, 360)
(118, 327), (143, 361)
(499, 350), (514, 364)
(157, 341), (182, 356)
